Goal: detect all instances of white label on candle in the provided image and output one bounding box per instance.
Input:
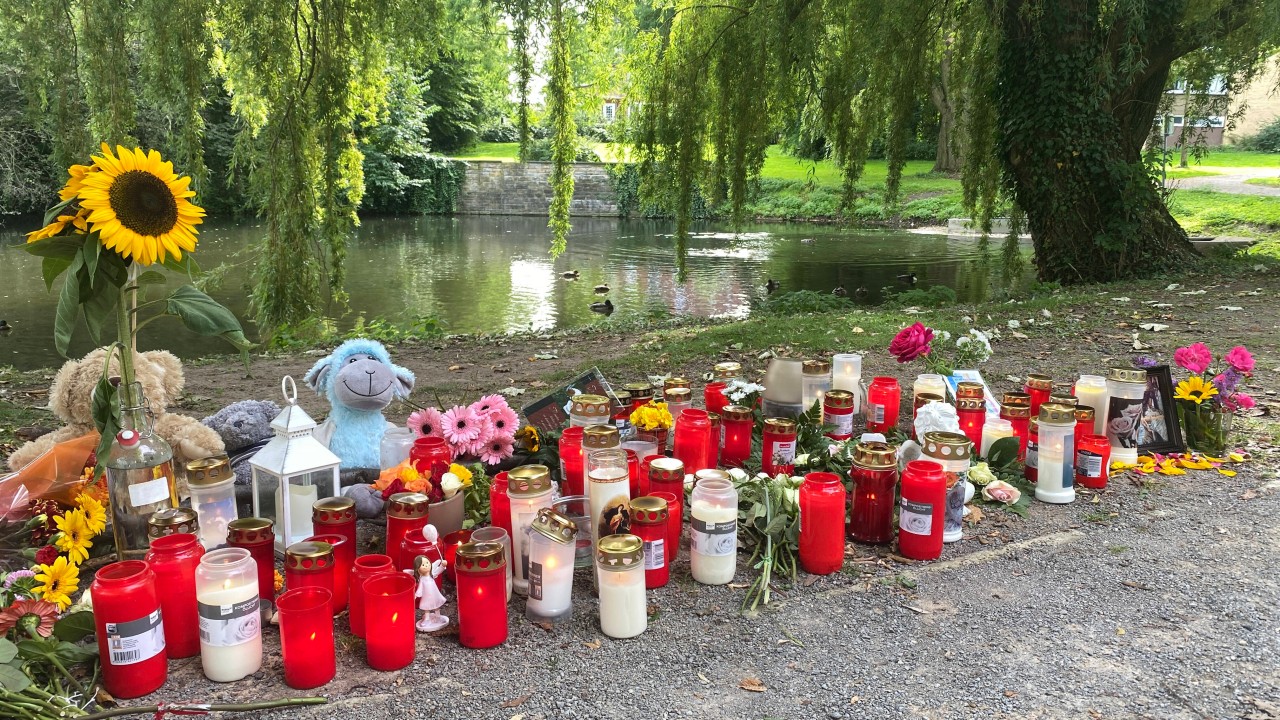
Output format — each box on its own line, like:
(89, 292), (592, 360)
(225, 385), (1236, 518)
(770, 440), (796, 464)
(691, 517), (736, 556)
(1076, 450), (1104, 478)
(825, 411), (854, 436)
(105, 610), (165, 666)
(643, 539), (665, 570)
(198, 596), (261, 647)
(528, 561), (543, 600)
(899, 499), (933, 536)
(129, 478), (170, 508)
(1025, 440), (1039, 469)
(869, 403), (885, 424)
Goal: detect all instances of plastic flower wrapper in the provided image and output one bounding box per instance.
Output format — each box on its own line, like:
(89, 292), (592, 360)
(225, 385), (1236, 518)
(914, 400), (961, 439)
(968, 462), (997, 486)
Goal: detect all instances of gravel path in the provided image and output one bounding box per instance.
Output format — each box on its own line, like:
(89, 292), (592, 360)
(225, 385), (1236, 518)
(1168, 167), (1280, 196)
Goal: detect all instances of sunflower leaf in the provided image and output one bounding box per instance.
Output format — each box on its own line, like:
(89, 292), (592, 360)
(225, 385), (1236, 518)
(91, 370), (121, 474)
(41, 197), (74, 227)
(165, 285), (255, 360)
(81, 283), (119, 346)
(53, 611), (95, 643)
(83, 234), (102, 287)
(136, 270), (167, 286)
(24, 235), (85, 260)
(161, 253), (201, 279)
(54, 254), (85, 357)
(42, 255), (74, 291)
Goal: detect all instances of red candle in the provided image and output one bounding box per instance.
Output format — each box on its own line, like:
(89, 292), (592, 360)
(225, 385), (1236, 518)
(284, 541), (335, 605)
(628, 496), (669, 588)
(647, 457), (685, 498)
(144, 533), (204, 659)
(1024, 418), (1040, 483)
(92, 560), (167, 699)
(1024, 374), (1052, 417)
(762, 418), (798, 476)
(866, 377), (902, 434)
(348, 554), (394, 637)
(1073, 407), (1095, 454)
(719, 406), (753, 468)
(441, 529), (473, 584)
(559, 427), (586, 496)
(226, 518), (275, 610)
(1000, 392), (1032, 460)
(897, 460), (946, 561)
(304, 533), (351, 612)
(455, 541), (509, 649)
(705, 413), (721, 470)
(277, 586), (336, 689)
(648, 491), (682, 565)
(363, 572), (416, 670)
(1075, 434), (1112, 489)
(625, 449), (642, 498)
(704, 381), (729, 415)
(849, 442), (900, 544)
(798, 472), (846, 575)
(399, 528), (445, 591)
(490, 471), (513, 541)
(386, 492), (430, 571)
(823, 390), (855, 441)
(312, 497), (357, 551)
(956, 398), (987, 450)
(673, 408), (712, 474)
(409, 436), (453, 481)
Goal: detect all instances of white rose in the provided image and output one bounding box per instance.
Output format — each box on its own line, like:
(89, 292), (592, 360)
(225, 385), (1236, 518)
(440, 472), (463, 498)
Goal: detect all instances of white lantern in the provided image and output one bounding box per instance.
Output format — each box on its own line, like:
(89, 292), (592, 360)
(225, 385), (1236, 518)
(249, 377), (341, 553)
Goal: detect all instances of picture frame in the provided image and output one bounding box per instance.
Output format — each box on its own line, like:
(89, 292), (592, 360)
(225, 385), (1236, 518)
(1138, 365), (1184, 455)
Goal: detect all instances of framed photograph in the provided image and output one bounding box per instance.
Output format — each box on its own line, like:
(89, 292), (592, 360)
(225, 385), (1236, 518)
(1138, 365), (1184, 455)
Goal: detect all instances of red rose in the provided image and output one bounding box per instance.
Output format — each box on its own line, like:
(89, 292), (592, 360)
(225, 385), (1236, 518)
(889, 322), (935, 363)
(380, 478), (407, 501)
(35, 545), (59, 565)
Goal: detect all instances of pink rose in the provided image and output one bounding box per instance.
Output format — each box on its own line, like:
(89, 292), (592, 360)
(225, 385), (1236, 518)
(1235, 393), (1256, 410)
(1224, 346), (1254, 374)
(1174, 343), (1212, 375)
(889, 322), (935, 363)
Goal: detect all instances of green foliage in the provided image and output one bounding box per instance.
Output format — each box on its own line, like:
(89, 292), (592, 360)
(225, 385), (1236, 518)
(269, 313), (445, 350)
(886, 285), (957, 308)
(1237, 117), (1280, 154)
(545, 0), (576, 258)
(523, 137), (601, 162)
(754, 290), (854, 316)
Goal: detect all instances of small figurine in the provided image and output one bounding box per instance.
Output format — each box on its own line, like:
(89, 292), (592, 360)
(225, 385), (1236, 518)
(408, 554), (449, 632)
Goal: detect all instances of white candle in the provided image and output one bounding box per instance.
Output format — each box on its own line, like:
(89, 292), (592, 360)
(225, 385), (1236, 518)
(1073, 375), (1109, 436)
(1035, 422), (1076, 504)
(509, 498), (547, 595)
(597, 565), (646, 638)
(690, 501), (737, 585)
(277, 483), (317, 545)
(587, 468), (630, 546)
(913, 374), (949, 403)
(526, 540), (574, 619)
(196, 580), (262, 682)
(980, 417), (1014, 457)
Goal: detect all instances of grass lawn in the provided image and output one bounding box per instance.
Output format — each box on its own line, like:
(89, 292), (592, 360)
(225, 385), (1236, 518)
(450, 142), (520, 161)
(1245, 176), (1280, 187)
(1163, 167), (1223, 178)
(1176, 147), (1280, 168)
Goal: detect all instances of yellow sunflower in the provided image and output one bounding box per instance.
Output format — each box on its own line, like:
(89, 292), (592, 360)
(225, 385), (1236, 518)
(26, 207), (90, 242)
(34, 556), (80, 610)
(59, 163), (100, 202)
(75, 492), (108, 536)
(1174, 376), (1219, 405)
(53, 508), (94, 565)
(77, 143), (204, 266)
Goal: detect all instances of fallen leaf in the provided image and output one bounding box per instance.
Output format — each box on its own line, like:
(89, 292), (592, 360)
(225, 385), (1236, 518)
(727, 583), (750, 589)
(1216, 306), (1244, 311)
(583, 638), (601, 650)
(739, 678), (766, 693)
(1138, 323), (1169, 332)
(501, 695), (531, 709)
(1111, 296), (1131, 302)
(852, 326), (865, 334)
(1132, 334), (1151, 351)
(1166, 283), (1181, 291)
(697, 672), (710, 684)
(1004, 691), (1017, 698)
(533, 352), (558, 360)
(1241, 489), (1258, 500)
(499, 386), (526, 396)
(448, 364), (465, 372)
(850, 696), (861, 705)
(529, 380), (548, 389)
(1012, 331), (1029, 339)
(1179, 289), (1206, 295)
(1116, 627), (1126, 635)
(535, 621), (554, 632)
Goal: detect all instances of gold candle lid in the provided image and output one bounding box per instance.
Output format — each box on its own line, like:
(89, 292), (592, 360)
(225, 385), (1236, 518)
(285, 540), (333, 572)
(386, 492), (431, 519)
(148, 507), (199, 539)
(1048, 393), (1077, 406)
(922, 431), (973, 461)
(530, 508), (578, 545)
(623, 382), (655, 399)
(706, 412), (721, 426)
(763, 418), (796, 435)
(629, 496), (669, 523)
(1108, 367), (1148, 384)
(664, 377), (691, 391)
(1024, 373), (1053, 391)
(186, 455), (232, 486)
(596, 534), (644, 571)
(957, 397), (985, 411)
(613, 390), (632, 405)
(720, 405), (753, 422)
(227, 517), (273, 545)
(1038, 402), (1077, 425)
(508, 465), (552, 495)
(851, 441), (897, 470)
(802, 359), (832, 375)
(914, 392), (944, 406)
(313, 496), (356, 524)
(456, 541), (506, 572)
(824, 389), (854, 409)
(648, 457), (685, 483)
(664, 387), (692, 403)
(1074, 405), (1096, 422)
(583, 424), (621, 450)
(1029, 417), (1040, 432)
(955, 381), (984, 399)
(1000, 403), (1031, 419)
(694, 469), (730, 483)
(713, 362), (742, 379)
(570, 394), (611, 419)
(1001, 392), (1031, 407)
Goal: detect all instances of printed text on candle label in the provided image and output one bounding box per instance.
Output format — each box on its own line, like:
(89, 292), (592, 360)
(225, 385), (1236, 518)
(644, 539), (665, 569)
(198, 597), (261, 647)
(691, 518), (737, 556)
(769, 440), (796, 464)
(869, 403), (885, 425)
(528, 561), (543, 600)
(1076, 450), (1104, 478)
(824, 411), (854, 437)
(899, 499), (933, 536)
(105, 610), (165, 666)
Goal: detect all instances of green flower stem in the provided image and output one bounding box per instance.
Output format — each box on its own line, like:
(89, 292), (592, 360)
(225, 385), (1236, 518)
(77, 697), (328, 720)
(45, 655), (87, 699)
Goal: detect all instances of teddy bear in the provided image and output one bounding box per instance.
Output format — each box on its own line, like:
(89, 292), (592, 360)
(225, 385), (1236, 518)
(7, 348), (226, 488)
(202, 400), (281, 516)
(304, 338), (414, 470)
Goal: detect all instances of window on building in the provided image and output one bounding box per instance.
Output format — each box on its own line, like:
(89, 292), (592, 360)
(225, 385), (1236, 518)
(603, 102), (617, 122)
(1171, 116), (1184, 126)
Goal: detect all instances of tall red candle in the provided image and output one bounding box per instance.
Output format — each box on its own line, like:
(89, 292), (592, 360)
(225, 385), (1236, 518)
(455, 541), (509, 649)
(363, 572), (416, 670)
(1024, 418), (1040, 483)
(348, 554), (394, 637)
(312, 496), (357, 551)
(628, 496), (669, 588)
(399, 528), (445, 591)
(704, 381), (729, 416)
(897, 460), (946, 561)
(490, 471), (513, 541)
(720, 405), (753, 468)
(673, 408), (713, 474)
(409, 436), (453, 482)
(648, 491), (682, 564)
(1075, 434), (1112, 489)
(762, 418), (797, 476)
(1024, 374), (1052, 417)
(226, 518), (275, 611)
(625, 449), (642, 498)
(1000, 392), (1032, 459)
(304, 533), (351, 612)
(823, 390), (856, 441)
(647, 457), (685, 498)
(558, 426), (586, 496)
(1073, 407), (1095, 454)
(277, 587), (336, 689)
(956, 398), (987, 451)
(144, 533), (204, 659)
(386, 492), (430, 570)
(441, 529), (473, 584)
(92, 560), (167, 699)
(798, 472), (846, 575)
(705, 413), (721, 470)
(849, 442), (900, 544)
(284, 541), (335, 604)
(866, 377), (902, 434)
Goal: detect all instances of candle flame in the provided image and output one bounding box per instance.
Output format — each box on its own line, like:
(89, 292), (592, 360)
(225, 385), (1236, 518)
(391, 612), (398, 623)
(476, 587), (483, 597)
(310, 632), (316, 641)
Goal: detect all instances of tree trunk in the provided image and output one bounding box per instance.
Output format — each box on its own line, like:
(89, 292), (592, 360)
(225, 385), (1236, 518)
(997, 0), (1196, 284)
(931, 47), (961, 174)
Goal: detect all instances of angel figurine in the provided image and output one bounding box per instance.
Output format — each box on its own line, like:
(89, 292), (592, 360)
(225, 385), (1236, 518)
(408, 554), (449, 631)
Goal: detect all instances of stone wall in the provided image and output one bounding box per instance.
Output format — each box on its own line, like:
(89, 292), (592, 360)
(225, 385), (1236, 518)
(456, 161), (619, 216)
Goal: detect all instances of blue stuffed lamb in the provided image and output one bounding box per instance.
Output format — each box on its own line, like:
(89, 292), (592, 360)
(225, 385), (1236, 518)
(304, 339), (415, 469)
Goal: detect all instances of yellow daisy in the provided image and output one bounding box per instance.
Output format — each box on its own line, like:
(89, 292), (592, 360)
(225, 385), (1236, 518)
(77, 143), (204, 266)
(75, 492), (108, 536)
(53, 509), (94, 565)
(34, 556), (80, 611)
(1174, 376), (1219, 405)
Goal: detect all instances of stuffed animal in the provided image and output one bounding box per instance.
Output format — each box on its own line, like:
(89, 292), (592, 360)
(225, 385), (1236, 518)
(7, 348), (226, 487)
(201, 400), (281, 486)
(304, 339), (414, 470)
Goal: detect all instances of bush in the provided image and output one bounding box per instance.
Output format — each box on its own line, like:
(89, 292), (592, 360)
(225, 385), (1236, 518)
(522, 137), (601, 162)
(755, 290), (854, 315)
(1237, 117), (1280, 153)
(479, 123), (520, 143)
(362, 153), (467, 214)
(886, 285), (958, 308)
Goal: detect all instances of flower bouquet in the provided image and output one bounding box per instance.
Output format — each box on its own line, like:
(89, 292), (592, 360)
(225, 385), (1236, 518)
(407, 395), (520, 467)
(889, 322), (992, 375)
(629, 400), (674, 453)
(1172, 343), (1254, 455)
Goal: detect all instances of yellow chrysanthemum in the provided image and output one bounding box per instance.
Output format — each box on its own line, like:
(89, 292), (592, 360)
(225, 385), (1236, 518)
(449, 463), (473, 486)
(53, 509), (94, 565)
(59, 163), (100, 202)
(34, 556), (80, 611)
(77, 143), (204, 266)
(1174, 376), (1219, 405)
(75, 492), (108, 536)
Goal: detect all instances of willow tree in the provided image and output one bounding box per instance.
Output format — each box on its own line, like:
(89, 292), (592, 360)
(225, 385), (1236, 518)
(633, 0), (1280, 283)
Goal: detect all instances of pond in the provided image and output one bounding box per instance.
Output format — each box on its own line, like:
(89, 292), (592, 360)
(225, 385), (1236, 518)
(0, 215), (1031, 370)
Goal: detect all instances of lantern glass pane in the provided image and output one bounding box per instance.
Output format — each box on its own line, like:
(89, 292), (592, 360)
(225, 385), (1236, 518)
(252, 466), (279, 527)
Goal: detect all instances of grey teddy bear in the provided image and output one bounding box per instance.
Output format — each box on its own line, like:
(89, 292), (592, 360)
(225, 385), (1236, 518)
(202, 400), (281, 516)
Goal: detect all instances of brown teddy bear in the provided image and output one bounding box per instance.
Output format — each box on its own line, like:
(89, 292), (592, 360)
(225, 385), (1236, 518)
(6, 348), (226, 486)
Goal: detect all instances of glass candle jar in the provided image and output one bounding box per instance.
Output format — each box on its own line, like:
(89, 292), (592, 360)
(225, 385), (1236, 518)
(647, 457), (685, 498)
(1035, 403), (1077, 504)
(673, 408), (713, 474)
(1000, 392), (1032, 459)
(348, 554), (394, 638)
(570, 394), (613, 427)
(277, 586), (335, 689)
(897, 460), (946, 561)
(705, 413), (721, 470)
(596, 534), (647, 639)
(913, 374), (949, 405)
(762, 418), (798, 477)
(92, 560), (167, 699)
(558, 426), (586, 496)
(849, 441), (899, 544)
(305, 533), (351, 613)
(508, 465), (554, 595)
(629, 496), (669, 588)
(911, 392), (945, 441)
(831, 353), (864, 411)
(363, 572), (416, 669)
(525, 508), (577, 623)
(490, 471), (513, 541)
(823, 390), (856, 441)
(649, 491), (682, 565)
(284, 541), (335, 609)
(704, 381), (729, 416)
(186, 456), (237, 550)
(1074, 374), (1110, 436)
(921, 431), (972, 544)
(312, 496), (357, 553)
(621, 435), (659, 491)
(144, 533), (204, 659)
(588, 449), (631, 547)
(1075, 434), (1112, 489)
(456, 541), (509, 648)
(1024, 418), (1040, 483)
(956, 398), (987, 450)
(386, 492), (430, 571)
(866, 377), (902, 435)
(148, 507), (199, 543)
(380, 427), (415, 470)
(979, 417), (1014, 459)
(762, 358), (804, 418)
(624, 382), (655, 413)
(664, 387), (693, 424)
(664, 376), (692, 392)
(1023, 373), (1053, 416)
(196, 547), (262, 682)
(1104, 367), (1147, 466)
(409, 436), (453, 482)
(798, 472), (845, 575)
(802, 359), (832, 411)
(690, 476), (737, 585)
(470, 526), (512, 601)
(551, 496), (592, 570)
(226, 517), (275, 616)
(1073, 407), (1096, 453)
(441, 529), (474, 584)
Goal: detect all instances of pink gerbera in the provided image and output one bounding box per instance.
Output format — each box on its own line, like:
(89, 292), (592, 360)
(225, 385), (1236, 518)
(487, 405), (519, 437)
(479, 434), (515, 465)
(442, 405), (483, 444)
(470, 394), (508, 416)
(407, 407), (445, 439)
